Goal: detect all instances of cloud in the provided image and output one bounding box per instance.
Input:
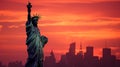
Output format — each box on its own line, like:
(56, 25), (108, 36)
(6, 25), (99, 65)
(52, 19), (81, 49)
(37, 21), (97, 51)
(19, 1), (120, 18)
(9, 0), (120, 3)
(0, 21), (120, 36)
(1, 1), (120, 25)
(1, 0), (120, 18)
(40, 23), (120, 32)
(85, 38), (120, 48)
(0, 0), (25, 11)
(0, 11), (26, 22)
(0, 25), (3, 31)
(110, 47), (120, 59)
(0, 13), (19, 22)
(8, 25), (19, 28)
(0, 22), (25, 36)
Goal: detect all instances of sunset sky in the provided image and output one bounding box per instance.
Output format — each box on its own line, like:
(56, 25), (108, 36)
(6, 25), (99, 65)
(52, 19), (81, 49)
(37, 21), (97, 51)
(0, 0), (120, 65)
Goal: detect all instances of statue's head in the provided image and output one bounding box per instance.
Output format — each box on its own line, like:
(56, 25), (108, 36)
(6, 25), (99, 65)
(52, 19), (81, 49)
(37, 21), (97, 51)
(32, 15), (40, 27)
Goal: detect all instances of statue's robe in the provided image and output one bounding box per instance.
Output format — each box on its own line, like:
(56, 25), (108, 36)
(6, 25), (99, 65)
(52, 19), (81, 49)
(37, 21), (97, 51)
(25, 21), (46, 67)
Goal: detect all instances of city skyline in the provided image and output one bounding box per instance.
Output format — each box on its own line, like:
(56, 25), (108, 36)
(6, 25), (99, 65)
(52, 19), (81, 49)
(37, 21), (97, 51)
(44, 42), (120, 67)
(0, 42), (120, 67)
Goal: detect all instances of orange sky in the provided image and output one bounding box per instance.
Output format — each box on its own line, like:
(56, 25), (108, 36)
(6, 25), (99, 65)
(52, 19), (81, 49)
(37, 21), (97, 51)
(0, 0), (120, 65)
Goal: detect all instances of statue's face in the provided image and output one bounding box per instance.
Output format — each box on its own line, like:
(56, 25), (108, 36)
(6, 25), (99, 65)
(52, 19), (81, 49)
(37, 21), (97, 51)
(32, 17), (38, 26)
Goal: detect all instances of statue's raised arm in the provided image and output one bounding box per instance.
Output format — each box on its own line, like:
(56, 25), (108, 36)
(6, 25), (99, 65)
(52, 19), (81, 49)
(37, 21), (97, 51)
(27, 2), (32, 21)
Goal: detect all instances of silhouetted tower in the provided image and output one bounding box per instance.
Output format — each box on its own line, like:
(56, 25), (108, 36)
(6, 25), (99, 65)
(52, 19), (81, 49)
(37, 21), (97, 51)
(80, 42), (82, 50)
(44, 50), (56, 67)
(76, 42), (84, 67)
(85, 46), (93, 58)
(103, 48), (111, 58)
(77, 42), (83, 55)
(105, 40), (108, 48)
(0, 62), (6, 67)
(84, 46), (99, 67)
(100, 48), (116, 67)
(69, 42), (76, 55)
(64, 42), (76, 67)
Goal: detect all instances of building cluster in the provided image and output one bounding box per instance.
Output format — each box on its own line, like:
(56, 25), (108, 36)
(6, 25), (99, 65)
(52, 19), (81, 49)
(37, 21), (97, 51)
(0, 62), (6, 67)
(0, 61), (24, 67)
(44, 42), (120, 67)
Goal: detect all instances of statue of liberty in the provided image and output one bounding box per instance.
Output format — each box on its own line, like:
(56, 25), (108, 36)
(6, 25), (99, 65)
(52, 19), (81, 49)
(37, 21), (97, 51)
(25, 2), (48, 67)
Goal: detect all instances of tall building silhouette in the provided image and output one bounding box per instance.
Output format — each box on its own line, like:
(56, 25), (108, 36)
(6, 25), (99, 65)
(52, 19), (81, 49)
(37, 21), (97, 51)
(76, 43), (83, 58)
(75, 43), (84, 67)
(102, 48), (111, 58)
(84, 46), (93, 58)
(84, 46), (100, 67)
(57, 42), (76, 67)
(68, 42), (76, 56)
(0, 61), (6, 67)
(100, 47), (116, 67)
(66, 42), (76, 67)
(44, 50), (56, 67)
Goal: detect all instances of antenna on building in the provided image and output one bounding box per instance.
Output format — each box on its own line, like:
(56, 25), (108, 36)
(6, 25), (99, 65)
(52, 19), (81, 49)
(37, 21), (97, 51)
(105, 40), (107, 48)
(80, 42), (82, 51)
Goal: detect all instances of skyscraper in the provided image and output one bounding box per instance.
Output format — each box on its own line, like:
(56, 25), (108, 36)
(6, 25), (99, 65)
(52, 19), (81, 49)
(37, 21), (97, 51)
(102, 48), (111, 58)
(68, 42), (76, 55)
(85, 46), (94, 58)
(44, 50), (56, 67)
(79, 42), (83, 55)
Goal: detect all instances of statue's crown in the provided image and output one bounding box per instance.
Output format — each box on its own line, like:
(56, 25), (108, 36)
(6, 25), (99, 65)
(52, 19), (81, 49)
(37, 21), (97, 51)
(32, 14), (40, 20)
